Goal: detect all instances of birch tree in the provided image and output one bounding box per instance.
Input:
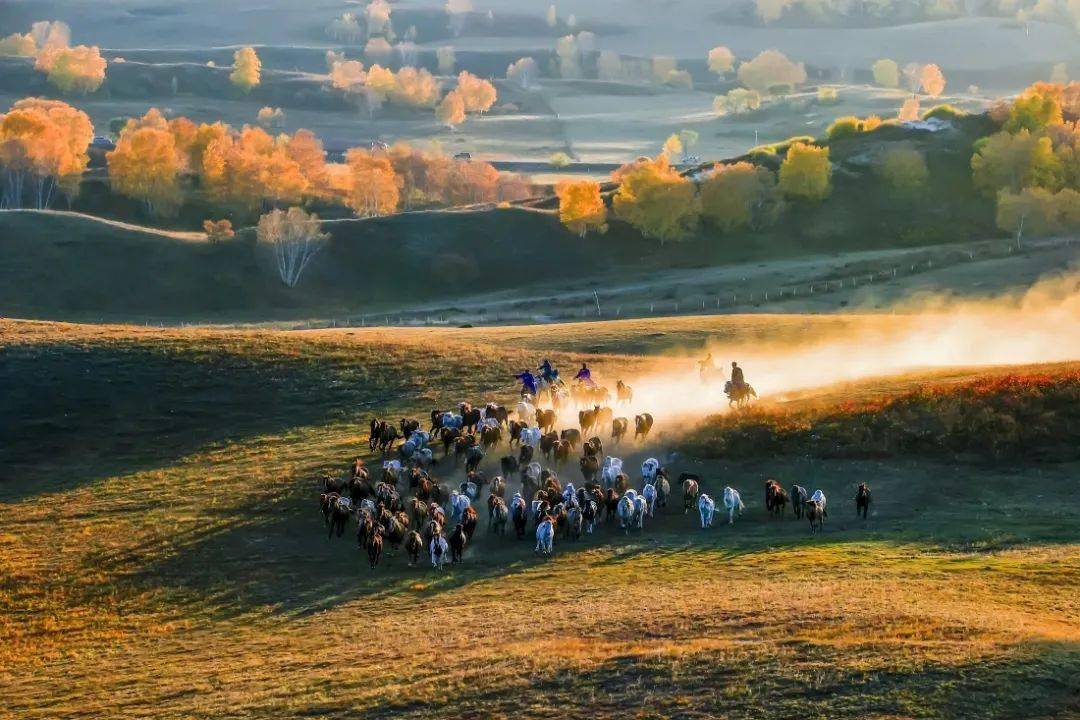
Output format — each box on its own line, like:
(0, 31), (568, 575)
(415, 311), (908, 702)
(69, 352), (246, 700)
(257, 207), (328, 288)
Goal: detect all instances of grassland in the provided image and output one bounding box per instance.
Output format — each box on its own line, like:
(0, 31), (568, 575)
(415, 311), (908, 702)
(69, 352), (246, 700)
(1, 316), (1077, 719)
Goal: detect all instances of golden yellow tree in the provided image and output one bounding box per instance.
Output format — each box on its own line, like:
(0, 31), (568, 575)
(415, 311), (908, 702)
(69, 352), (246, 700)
(556, 180), (607, 237)
(456, 71), (497, 113)
(0, 32), (37, 56)
(737, 49), (806, 94)
(707, 46), (735, 75)
(391, 67), (441, 108)
(611, 155), (699, 244)
(919, 64), (946, 98)
(0, 97), (93, 208)
(344, 148), (401, 216)
(35, 45), (106, 94)
(436, 90), (466, 128)
(778, 142), (831, 200)
(699, 161), (776, 232)
(107, 110), (182, 215)
(230, 47), (261, 92)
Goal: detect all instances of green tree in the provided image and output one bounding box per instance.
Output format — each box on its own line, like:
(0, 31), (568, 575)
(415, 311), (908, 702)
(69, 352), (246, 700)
(778, 142), (831, 200)
(878, 147), (929, 196)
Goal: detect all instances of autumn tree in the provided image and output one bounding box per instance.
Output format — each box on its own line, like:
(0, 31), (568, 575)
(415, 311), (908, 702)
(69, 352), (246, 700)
(713, 88), (761, 116)
(506, 57), (539, 89)
(699, 161), (776, 232)
(971, 130), (1063, 194)
(778, 142), (831, 200)
(257, 207), (328, 288)
(556, 179), (607, 237)
(35, 45), (106, 93)
(919, 64), (946, 98)
(707, 46), (735, 75)
(898, 97), (921, 121)
(257, 106), (285, 128)
(662, 133), (683, 162)
(203, 219), (234, 242)
(344, 148), (401, 216)
(737, 49), (806, 94)
(611, 155), (699, 244)
(456, 71), (497, 113)
(0, 97), (93, 208)
(0, 32), (37, 57)
(995, 187), (1068, 243)
(230, 47), (261, 93)
(872, 58), (899, 88)
(1005, 89), (1063, 134)
(107, 109), (182, 215)
(392, 67), (441, 108)
(329, 58), (366, 91)
(436, 90), (466, 128)
(878, 147), (929, 196)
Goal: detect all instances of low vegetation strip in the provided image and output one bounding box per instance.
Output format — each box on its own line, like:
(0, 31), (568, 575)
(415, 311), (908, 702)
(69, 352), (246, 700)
(684, 368), (1080, 461)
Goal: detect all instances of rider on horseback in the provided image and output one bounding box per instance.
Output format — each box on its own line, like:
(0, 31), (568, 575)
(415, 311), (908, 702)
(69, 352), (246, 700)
(538, 358), (557, 384)
(515, 370), (538, 398)
(697, 352), (715, 381)
(574, 363), (597, 388)
(730, 361), (745, 390)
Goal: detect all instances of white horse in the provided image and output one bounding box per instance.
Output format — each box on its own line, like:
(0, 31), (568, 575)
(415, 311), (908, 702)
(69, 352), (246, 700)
(642, 482), (657, 517)
(520, 427), (542, 447)
(616, 491), (636, 531)
(523, 461), (542, 485)
(430, 535), (449, 568)
(698, 493), (715, 529)
(460, 480), (479, 501)
(535, 518), (554, 554)
(641, 458), (661, 485)
(722, 486), (745, 525)
(408, 430), (431, 448)
(382, 459), (403, 483)
(810, 489), (827, 515)
(601, 456), (623, 488)
(516, 400), (536, 424)
(449, 491), (470, 522)
(440, 412), (464, 429)
(561, 482), (577, 506)
(632, 495), (648, 529)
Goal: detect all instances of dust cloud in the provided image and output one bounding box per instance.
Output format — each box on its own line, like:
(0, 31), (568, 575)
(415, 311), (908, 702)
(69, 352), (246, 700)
(620, 270), (1080, 423)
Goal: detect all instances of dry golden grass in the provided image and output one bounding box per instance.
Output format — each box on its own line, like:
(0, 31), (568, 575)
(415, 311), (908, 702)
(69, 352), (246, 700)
(1, 318), (1078, 719)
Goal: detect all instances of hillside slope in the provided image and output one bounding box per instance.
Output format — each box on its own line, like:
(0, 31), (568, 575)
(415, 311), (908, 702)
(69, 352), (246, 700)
(1, 319), (1077, 719)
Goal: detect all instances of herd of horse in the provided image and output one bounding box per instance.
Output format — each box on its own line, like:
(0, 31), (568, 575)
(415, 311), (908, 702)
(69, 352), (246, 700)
(317, 378), (873, 570)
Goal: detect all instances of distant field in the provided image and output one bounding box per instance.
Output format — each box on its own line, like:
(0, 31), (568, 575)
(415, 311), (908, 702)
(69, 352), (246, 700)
(1, 317), (1077, 719)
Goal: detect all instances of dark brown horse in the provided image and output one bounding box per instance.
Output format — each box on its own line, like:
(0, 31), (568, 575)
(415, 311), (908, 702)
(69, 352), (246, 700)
(855, 483), (872, 519)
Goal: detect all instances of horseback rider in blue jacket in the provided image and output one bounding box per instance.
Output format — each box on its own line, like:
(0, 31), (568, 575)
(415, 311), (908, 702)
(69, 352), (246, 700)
(515, 370), (538, 397)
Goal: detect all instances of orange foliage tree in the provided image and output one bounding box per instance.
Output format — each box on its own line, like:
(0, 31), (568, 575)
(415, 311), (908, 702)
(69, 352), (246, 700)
(35, 45), (106, 94)
(436, 90), (466, 128)
(456, 71), (497, 113)
(0, 97), (93, 208)
(343, 148), (401, 216)
(106, 109), (182, 215)
(556, 179), (607, 237)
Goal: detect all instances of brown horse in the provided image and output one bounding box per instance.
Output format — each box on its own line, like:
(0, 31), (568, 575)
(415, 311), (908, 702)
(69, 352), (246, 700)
(616, 380), (633, 405)
(855, 483), (872, 519)
(765, 479), (789, 518)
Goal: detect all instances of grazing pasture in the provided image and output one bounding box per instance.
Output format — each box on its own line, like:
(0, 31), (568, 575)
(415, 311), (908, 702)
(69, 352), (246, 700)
(1, 318), (1078, 719)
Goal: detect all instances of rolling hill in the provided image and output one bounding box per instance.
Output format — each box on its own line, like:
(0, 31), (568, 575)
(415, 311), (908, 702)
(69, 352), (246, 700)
(1, 317), (1077, 719)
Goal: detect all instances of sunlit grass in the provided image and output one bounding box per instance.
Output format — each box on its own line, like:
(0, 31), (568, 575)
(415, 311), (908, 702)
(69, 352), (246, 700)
(1, 318), (1077, 718)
